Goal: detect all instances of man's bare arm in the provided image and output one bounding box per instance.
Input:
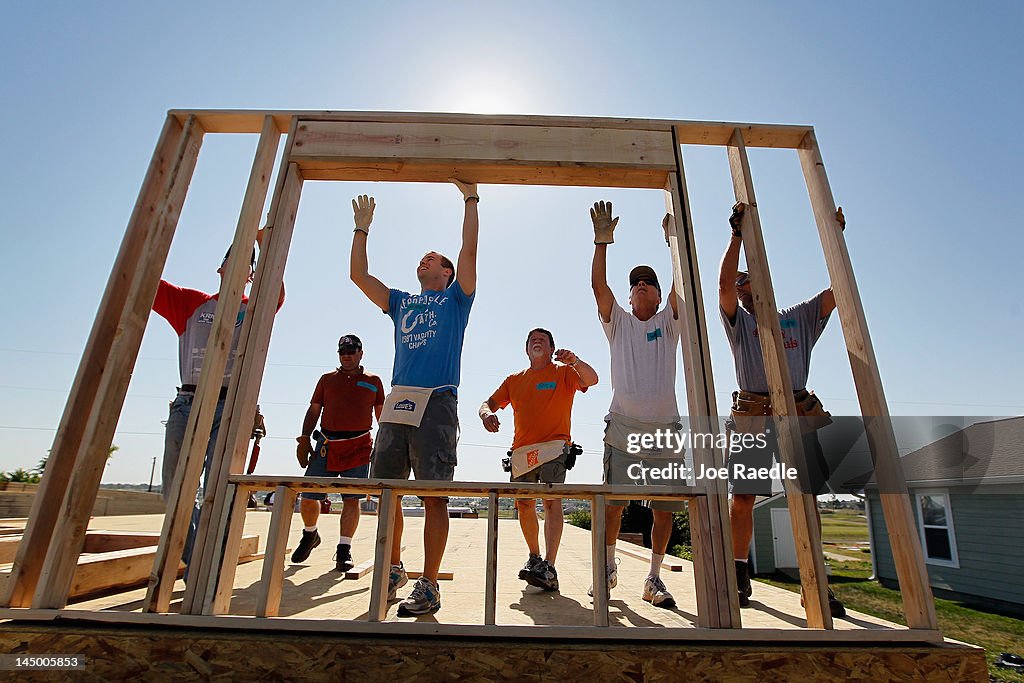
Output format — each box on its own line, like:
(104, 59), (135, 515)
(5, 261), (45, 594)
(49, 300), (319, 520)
(349, 195), (390, 312)
(479, 398), (501, 433)
(300, 403), (321, 437)
(555, 349), (599, 388)
(450, 179), (479, 296)
(296, 403), (322, 468)
(662, 213), (681, 320)
(818, 208), (846, 320)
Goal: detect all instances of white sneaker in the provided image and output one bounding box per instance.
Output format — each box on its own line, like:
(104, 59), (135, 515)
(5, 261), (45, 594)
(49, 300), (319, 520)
(588, 558), (619, 597)
(387, 562), (408, 602)
(642, 575), (676, 609)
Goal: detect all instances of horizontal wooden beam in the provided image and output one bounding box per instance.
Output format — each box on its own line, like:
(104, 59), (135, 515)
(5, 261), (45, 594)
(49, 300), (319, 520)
(296, 159), (670, 188)
(290, 120), (674, 188)
(229, 476), (702, 500)
(293, 121), (675, 167)
(0, 609), (946, 644)
(168, 109), (812, 148)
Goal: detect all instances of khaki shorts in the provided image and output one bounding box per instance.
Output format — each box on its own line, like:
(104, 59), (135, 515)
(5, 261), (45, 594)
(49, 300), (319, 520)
(603, 443), (687, 512)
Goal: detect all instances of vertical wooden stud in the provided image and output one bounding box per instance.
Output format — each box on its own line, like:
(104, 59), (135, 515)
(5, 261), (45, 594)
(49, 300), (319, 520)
(484, 491), (499, 625)
(798, 130), (938, 630)
(727, 128), (831, 629)
(254, 486), (297, 618)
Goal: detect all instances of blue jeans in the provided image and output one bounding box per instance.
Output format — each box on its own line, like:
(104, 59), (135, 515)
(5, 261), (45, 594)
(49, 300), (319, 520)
(163, 391), (225, 569)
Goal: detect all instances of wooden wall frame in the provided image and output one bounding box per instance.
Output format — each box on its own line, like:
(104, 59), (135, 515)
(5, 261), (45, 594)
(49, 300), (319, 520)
(0, 110), (939, 638)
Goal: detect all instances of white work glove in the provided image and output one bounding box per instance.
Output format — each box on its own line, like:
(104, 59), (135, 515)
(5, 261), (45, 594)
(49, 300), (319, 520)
(352, 195), (375, 235)
(449, 178), (479, 202)
(591, 200), (619, 245)
(662, 213), (673, 246)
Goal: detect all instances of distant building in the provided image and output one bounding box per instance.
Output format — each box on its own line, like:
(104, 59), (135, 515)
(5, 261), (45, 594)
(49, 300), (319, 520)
(749, 493), (795, 575)
(854, 416), (1024, 616)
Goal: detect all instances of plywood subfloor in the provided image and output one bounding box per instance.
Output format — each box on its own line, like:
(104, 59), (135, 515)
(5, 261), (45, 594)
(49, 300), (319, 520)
(28, 512), (902, 631)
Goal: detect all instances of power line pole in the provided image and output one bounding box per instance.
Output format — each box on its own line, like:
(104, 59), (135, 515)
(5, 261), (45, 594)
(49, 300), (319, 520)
(148, 456), (156, 493)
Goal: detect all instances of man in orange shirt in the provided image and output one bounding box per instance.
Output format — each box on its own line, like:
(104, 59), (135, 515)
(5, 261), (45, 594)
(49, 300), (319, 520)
(479, 328), (598, 591)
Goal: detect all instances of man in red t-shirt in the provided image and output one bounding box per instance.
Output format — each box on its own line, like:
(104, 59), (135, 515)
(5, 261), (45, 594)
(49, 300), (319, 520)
(151, 228), (285, 571)
(292, 335), (385, 572)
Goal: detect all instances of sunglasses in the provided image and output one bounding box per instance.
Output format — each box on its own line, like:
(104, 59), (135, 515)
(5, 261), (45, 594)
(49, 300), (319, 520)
(631, 278), (656, 288)
(735, 274), (750, 287)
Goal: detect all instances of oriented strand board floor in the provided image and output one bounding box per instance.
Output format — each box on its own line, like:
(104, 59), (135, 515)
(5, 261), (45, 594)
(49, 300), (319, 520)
(20, 512), (901, 630)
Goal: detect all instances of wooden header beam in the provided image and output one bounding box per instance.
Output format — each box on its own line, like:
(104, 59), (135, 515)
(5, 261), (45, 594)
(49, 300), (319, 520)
(291, 120), (675, 187)
(168, 109), (812, 148)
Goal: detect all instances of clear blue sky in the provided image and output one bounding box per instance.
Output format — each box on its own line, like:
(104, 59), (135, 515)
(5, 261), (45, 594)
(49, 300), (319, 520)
(1, 1), (1021, 485)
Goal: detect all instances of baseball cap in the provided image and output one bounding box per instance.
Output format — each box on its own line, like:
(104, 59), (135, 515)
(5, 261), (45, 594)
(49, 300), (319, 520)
(221, 247), (257, 276)
(338, 335), (362, 352)
(628, 265), (661, 293)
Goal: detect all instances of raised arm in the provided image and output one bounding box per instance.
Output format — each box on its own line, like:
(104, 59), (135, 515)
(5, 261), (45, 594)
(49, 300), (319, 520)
(554, 349), (599, 388)
(818, 207), (846, 320)
(349, 195), (390, 312)
(254, 227), (287, 309)
(718, 202), (745, 322)
(450, 178), (479, 297)
(590, 201), (618, 323)
(662, 213), (680, 320)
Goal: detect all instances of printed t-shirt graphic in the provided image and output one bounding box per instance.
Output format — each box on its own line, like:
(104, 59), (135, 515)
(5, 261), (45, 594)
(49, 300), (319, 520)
(720, 292), (830, 393)
(386, 281), (475, 392)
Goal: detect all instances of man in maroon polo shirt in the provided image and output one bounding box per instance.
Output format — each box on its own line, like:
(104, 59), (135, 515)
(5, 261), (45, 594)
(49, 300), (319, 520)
(292, 335), (385, 571)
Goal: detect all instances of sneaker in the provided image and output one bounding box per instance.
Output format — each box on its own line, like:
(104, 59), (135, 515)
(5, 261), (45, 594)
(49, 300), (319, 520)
(642, 575), (676, 609)
(397, 576), (441, 617)
(799, 586), (847, 619)
(517, 553), (543, 583)
(334, 543), (354, 573)
(735, 561), (752, 607)
(387, 562), (408, 602)
(828, 587), (846, 619)
(525, 560), (559, 592)
(290, 529), (321, 563)
(588, 558), (619, 597)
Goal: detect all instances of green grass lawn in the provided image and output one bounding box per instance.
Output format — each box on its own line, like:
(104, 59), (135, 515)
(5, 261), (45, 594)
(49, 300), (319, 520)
(818, 508), (870, 544)
(759, 556), (1024, 681)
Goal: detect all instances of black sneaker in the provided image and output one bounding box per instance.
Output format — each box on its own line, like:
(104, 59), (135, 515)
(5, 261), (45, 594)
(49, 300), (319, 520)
(291, 529), (321, 563)
(517, 553), (543, 583)
(735, 561), (752, 607)
(335, 543), (354, 573)
(828, 587), (846, 618)
(525, 560), (559, 592)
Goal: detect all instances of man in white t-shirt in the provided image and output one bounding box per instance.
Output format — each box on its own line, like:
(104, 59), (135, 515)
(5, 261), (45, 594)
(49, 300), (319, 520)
(588, 200), (685, 609)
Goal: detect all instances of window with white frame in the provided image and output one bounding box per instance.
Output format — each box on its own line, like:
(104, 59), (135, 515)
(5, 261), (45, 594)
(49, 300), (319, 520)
(915, 490), (959, 568)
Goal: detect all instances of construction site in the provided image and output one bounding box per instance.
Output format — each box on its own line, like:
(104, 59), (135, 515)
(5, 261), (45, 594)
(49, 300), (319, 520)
(0, 109), (990, 680)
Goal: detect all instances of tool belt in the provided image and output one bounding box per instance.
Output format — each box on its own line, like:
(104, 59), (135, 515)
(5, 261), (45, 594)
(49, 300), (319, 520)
(180, 384), (229, 400)
(503, 441), (581, 478)
(314, 429), (372, 472)
(730, 388), (832, 434)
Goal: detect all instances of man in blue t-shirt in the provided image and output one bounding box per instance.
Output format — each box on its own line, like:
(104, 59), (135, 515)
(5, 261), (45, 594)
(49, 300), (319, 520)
(348, 179), (479, 617)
